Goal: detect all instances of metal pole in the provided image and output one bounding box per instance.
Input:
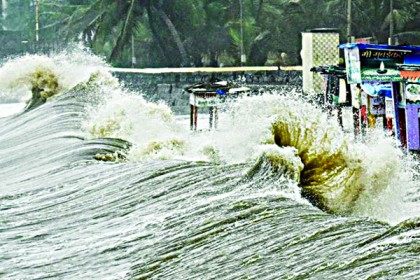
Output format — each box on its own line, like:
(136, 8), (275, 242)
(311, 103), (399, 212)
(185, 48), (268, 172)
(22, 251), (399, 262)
(2, 0), (7, 30)
(347, 0), (352, 42)
(389, 0), (394, 44)
(239, 0), (245, 66)
(131, 34), (136, 67)
(35, 0), (39, 42)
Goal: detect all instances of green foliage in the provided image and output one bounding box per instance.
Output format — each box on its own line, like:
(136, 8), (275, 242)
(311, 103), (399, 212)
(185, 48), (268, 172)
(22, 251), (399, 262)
(1, 0), (419, 67)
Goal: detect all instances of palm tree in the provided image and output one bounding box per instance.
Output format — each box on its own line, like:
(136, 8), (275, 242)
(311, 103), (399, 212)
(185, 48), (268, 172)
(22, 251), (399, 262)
(34, 0), (419, 67)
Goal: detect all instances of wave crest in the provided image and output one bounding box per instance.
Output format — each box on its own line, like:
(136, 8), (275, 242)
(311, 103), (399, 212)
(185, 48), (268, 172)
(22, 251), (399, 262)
(0, 50), (116, 109)
(271, 104), (404, 215)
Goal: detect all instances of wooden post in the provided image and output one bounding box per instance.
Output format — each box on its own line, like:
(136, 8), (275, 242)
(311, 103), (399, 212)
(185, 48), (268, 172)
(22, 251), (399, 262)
(190, 104), (194, 130)
(214, 107), (218, 129)
(209, 107), (214, 129)
(193, 106), (198, 131)
(337, 105), (343, 128)
(352, 107), (360, 137)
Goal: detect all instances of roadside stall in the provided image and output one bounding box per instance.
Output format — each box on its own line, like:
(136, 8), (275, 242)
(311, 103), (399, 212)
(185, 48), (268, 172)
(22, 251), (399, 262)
(339, 43), (420, 149)
(185, 79), (250, 130)
(310, 65), (348, 128)
(399, 64), (420, 151)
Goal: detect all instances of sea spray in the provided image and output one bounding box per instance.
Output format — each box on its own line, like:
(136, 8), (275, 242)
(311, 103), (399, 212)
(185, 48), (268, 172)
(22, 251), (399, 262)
(83, 91), (185, 161)
(0, 50), (112, 106)
(269, 99), (412, 217)
(195, 93), (416, 220)
(1, 52), (420, 279)
(247, 145), (304, 183)
(5, 50), (413, 223)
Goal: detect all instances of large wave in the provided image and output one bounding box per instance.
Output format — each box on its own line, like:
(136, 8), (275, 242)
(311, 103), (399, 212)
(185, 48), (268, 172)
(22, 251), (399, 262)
(0, 48), (116, 107)
(82, 84), (418, 222)
(0, 51), (419, 225)
(1, 51), (420, 279)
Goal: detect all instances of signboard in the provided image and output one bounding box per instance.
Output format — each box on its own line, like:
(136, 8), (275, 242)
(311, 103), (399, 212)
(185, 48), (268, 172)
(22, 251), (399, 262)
(359, 48), (410, 82)
(369, 96), (385, 115)
(406, 83), (420, 104)
(344, 47), (362, 83)
(385, 98), (394, 118)
(360, 49), (409, 60)
(360, 68), (402, 82)
(350, 84), (360, 108)
(189, 93), (223, 107)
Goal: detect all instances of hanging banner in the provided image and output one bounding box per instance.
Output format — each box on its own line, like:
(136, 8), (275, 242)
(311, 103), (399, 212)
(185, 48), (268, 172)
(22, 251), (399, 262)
(360, 68), (402, 82)
(401, 70), (420, 82)
(350, 84), (360, 108)
(344, 48), (362, 84)
(338, 79), (347, 103)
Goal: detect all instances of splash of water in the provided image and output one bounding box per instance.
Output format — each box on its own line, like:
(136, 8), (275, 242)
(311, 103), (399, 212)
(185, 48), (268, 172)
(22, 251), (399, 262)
(267, 98), (418, 223)
(3, 51), (416, 224)
(0, 49), (116, 108)
(83, 88), (418, 223)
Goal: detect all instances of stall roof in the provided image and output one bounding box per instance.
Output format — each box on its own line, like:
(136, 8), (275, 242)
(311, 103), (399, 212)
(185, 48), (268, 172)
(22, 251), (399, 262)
(338, 43), (420, 52)
(397, 64), (420, 81)
(397, 64), (420, 71)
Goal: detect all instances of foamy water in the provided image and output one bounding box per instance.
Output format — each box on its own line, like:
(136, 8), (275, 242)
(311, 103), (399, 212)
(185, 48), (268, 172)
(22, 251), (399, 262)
(0, 51), (419, 279)
(0, 103), (25, 117)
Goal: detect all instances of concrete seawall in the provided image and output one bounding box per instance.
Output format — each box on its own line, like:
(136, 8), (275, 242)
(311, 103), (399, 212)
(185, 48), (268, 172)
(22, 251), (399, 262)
(112, 67), (302, 114)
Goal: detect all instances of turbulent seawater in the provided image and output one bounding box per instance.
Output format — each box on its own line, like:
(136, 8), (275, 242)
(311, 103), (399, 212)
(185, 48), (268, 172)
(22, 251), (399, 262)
(0, 51), (419, 279)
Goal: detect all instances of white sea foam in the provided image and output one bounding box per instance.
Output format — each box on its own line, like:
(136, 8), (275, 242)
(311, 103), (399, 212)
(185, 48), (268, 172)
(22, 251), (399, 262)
(0, 48), (110, 103)
(81, 87), (419, 223)
(0, 103), (25, 117)
(1, 51), (417, 225)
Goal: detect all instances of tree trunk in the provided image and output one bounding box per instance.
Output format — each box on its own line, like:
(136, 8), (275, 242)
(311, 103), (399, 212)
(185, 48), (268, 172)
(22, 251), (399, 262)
(146, 3), (172, 65)
(255, 0), (264, 24)
(249, 0), (265, 65)
(1, 0), (6, 30)
(110, 0), (135, 62)
(152, 6), (189, 66)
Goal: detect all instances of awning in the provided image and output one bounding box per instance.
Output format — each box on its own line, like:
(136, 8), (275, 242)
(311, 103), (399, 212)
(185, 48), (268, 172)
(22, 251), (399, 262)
(338, 43), (420, 52)
(401, 70), (420, 81)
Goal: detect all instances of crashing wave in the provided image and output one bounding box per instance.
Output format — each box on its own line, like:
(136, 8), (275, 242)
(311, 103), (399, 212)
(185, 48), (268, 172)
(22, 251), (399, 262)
(82, 89), (412, 217)
(270, 102), (406, 215)
(0, 50), (117, 110)
(5, 52), (413, 221)
(213, 94), (411, 217)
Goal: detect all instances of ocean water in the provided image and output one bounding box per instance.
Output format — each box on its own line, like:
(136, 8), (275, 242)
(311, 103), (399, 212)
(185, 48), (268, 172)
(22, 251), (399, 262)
(0, 51), (419, 279)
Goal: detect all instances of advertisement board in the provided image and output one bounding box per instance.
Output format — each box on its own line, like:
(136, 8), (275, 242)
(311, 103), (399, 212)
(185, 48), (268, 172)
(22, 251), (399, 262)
(344, 48), (362, 84)
(359, 48), (410, 82)
(405, 83), (420, 104)
(189, 93), (222, 107)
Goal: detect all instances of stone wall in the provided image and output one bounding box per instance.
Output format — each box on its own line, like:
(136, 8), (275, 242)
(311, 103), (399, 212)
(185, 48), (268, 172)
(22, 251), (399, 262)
(115, 70), (302, 114)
